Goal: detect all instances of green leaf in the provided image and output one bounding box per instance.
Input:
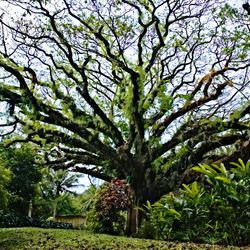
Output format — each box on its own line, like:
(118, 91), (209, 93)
(215, 176), (231, 185)
(167, 208), (181, 218)
(212, 163), (228, 176)
(146, 200), (152, 209)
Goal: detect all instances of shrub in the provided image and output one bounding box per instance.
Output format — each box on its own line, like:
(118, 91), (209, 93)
(141, 159), (250, 246)
(0, 211), (73, 229)
(87, 179), (130, 235)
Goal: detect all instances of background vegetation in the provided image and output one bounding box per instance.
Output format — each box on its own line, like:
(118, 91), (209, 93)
(140, 159), (250, 246)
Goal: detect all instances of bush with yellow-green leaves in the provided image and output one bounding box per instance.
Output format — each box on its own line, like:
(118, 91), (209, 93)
(141, 159), (250, 246)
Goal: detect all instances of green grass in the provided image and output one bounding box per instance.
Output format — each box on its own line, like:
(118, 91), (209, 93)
(0, 228), (248, 250)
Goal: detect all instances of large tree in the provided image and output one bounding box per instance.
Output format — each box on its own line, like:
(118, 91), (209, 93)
(0, 158), (12, 211)
(0, 144), (41, 216)
(0, 0), (250, 233)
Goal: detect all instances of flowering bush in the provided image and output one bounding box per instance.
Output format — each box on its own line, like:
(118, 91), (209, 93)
(88, 179), (130, 235)
(100, 179), (130, 213)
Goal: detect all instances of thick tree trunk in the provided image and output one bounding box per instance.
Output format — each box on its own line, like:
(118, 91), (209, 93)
(125, 183), (139, 235)
(124, 158), (168, 235)
(125, 183), (145, 235)
(126, 204), (138, 235)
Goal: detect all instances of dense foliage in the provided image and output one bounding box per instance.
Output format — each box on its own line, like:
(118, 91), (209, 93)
(0, 211), (72, 229)
(87, 179), (130, 235)
(34, 168), (83, 218)
(0, 144), (84, 222)
(0, 161), (12, 210)
(0, 145), (42, 216)
(99, 179), (130, 213)
(141, 159), (250, 246)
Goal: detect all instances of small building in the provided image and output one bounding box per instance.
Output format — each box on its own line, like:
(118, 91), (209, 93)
(55, 214), (87, 228)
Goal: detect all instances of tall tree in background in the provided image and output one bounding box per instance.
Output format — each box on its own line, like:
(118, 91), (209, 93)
(0, 158), (12, 211)
(0, 0), (249, 233)
(1, 145), (41, 216)
(36, 168), (83, 217)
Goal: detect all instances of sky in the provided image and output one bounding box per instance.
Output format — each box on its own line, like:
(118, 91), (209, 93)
(72, 175), (103, 193)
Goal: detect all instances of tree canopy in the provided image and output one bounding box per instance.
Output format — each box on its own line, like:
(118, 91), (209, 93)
(0, 0), (249, 232)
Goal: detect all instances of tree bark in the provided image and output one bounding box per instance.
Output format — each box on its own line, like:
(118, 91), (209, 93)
(125, 183), (145, 235)
(125, 184), (139, 235)
(126, 204), (139, 235)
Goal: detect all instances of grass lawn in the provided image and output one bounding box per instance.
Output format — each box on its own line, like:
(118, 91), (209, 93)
(0, 228), (249, 250)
